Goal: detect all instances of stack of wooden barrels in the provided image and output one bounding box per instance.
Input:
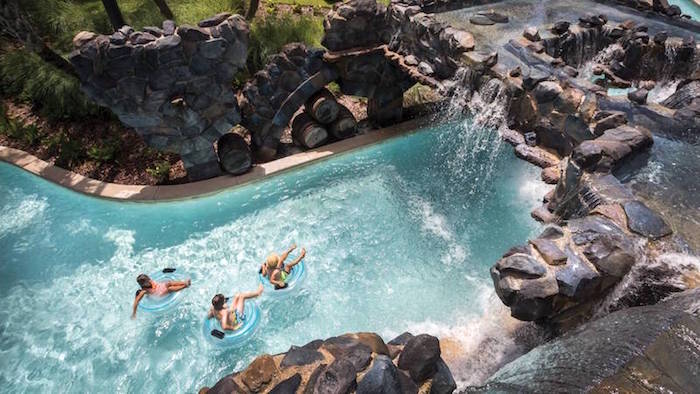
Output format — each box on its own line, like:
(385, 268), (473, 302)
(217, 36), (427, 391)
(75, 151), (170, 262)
(291, 88), (357, 150)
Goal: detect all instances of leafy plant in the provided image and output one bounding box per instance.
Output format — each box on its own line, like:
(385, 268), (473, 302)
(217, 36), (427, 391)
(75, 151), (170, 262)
(43, 130), (83, 167)
(0, 49), (104, 121)
(146, 160), (171, 183)
(87, 140), (119, 162)
(0, 106), (41, 146)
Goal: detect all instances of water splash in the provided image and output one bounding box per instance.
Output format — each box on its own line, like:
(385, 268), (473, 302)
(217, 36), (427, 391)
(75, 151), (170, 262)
(578, 43), (622, 81)
(0, 189), (48, 239)
(436, 77), (509, 203)
(595, 252), (700, 318)
(386, 285), (546, 388)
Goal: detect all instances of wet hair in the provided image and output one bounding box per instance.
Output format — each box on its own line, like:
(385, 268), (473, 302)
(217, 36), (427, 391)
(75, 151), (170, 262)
(266, 254), (280, 270)
(137, 274), (152, 289)
(212, 294), (225, 311)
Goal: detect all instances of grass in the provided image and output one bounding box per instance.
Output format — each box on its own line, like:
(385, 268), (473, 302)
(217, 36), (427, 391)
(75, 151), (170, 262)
(247, 14), (324, 72)
(0, 48), (104, 120)
(266, 0), (336, 7)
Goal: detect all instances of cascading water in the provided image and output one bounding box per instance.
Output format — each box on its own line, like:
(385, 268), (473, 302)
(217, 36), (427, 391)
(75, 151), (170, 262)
(420, 74), (550, 388)
(578, 43), (622, 80)
(594, 252), (700, 318)
(436, 76), (511, 204)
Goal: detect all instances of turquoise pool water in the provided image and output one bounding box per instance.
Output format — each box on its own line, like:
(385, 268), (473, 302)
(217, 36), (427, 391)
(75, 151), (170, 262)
(0, 121), (547, 392)
(669, 0), (700, 20)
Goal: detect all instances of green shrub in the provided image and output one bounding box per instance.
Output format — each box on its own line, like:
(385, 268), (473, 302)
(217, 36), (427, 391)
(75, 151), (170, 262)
(0, 49), (104, 121)
(43, 130), (83, 167)
(247, 14), (324, 73)
(87, 140), (119, 162)
(146, 160), (171, 183)
(0, 105), (41, 146)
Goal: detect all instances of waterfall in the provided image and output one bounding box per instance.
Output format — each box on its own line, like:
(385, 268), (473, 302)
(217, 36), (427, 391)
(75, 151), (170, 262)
(578, 43), (622, 80)
(435, 76), (510, 204)
(594, 252), (700, 318)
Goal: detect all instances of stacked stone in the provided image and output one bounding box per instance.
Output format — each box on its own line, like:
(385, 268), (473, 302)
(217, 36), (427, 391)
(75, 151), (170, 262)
(483, 288), (700, 392)
(69, 14), (249, 180)
(203, 332), (456, 394)
(238, 43), (328, 160)
(322, 0), (393, 52)
(612, 27), (698, 82)
(613, 0), (686, 18)
(387, 5), (476, 80)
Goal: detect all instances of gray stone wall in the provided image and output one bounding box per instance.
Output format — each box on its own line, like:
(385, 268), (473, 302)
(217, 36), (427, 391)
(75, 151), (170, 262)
(70, 14), (249, 180)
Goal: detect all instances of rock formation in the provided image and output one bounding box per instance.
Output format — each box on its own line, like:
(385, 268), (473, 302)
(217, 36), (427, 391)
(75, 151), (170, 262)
(202, 332), (456, 394)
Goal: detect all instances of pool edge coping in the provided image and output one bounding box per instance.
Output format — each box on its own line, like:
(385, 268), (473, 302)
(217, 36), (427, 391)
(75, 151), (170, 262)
(0, 117), (430, 202)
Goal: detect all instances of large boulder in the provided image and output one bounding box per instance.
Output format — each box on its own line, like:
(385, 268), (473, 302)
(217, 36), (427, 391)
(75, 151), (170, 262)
(484, 289), (700, 392)
(356, 355), (402, 394)
(397, 334), (441, 382)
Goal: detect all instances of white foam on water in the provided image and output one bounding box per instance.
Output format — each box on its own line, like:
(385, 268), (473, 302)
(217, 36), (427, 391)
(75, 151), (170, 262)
(518, 176), (552, 207)
(408, 196), (468, 265)
(385, 283), (545, 389)
(0, 189), (48, 238)
(647, 80), (682, 104)
(596, 252), (700, 317)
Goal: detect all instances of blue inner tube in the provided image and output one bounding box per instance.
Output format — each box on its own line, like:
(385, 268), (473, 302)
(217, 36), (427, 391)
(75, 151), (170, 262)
(202, 301), (261, 347)
(137, 269), (187, 313)
(259, 261), (306, 295)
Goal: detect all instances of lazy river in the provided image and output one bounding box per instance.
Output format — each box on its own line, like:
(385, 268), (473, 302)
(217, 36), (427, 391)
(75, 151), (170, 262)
(0, 120), (548, 392)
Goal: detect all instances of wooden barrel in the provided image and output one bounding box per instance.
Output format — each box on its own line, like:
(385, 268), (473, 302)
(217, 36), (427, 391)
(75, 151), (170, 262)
(328, 105), (357, 140)
(217, 133), (252, 175)
(304, 89), (340, 124)
(292, 112), (328, 149)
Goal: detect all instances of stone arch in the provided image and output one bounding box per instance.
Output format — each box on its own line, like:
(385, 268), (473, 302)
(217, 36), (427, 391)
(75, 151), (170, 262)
(70, 13), (249, 180)
(238, 43), (337, 161)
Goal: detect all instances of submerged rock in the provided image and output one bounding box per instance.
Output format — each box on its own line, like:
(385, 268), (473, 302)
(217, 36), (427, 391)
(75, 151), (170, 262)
(470, 15), (496, 26)
(623, 201), (672, 240)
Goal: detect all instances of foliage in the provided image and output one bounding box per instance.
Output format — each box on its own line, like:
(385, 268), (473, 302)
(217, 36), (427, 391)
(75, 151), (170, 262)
(146, 160), (171, 183)
(403, 83), (442, 107)
(0, 49), (104, 120)
(0, 105), (40, 146)
(86, 140), (119, 162)
(247, 14), (324, 72)
(44, 130), (83, 167)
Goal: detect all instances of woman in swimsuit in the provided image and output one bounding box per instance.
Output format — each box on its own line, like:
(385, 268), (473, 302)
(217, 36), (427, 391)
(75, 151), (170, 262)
(208, 284), (264, 331)
(131, 274), (191, 318)
(260, 244), (307, 289)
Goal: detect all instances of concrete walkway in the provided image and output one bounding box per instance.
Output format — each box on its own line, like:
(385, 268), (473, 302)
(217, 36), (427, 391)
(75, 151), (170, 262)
(0, 118), (428, 202)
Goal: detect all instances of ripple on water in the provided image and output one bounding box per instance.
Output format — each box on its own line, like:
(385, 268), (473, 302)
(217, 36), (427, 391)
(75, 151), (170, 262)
(0, 123), (545, 392)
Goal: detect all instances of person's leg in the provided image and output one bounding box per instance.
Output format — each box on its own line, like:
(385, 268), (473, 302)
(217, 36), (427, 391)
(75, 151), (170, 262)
(284, 248), (306, 273)
(234, 284), (264, 314)
(166, 279), (191, 292)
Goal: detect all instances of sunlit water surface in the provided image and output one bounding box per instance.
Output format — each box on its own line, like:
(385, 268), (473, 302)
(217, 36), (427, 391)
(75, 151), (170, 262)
(0, 122), (548, 392)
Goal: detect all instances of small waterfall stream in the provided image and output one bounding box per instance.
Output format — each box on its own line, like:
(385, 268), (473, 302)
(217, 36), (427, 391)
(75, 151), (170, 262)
(436, 76), (510, 204)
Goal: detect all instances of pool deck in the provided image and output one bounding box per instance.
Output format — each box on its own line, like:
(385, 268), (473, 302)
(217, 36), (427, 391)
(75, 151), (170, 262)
(0, 117), (430, 202)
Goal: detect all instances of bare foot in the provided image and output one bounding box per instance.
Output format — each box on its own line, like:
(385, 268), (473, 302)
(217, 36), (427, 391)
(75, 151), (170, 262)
(300, 248), (306, 258)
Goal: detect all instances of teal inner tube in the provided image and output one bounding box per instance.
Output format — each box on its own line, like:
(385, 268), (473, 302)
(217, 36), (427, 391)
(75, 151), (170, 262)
(137, 268), (187, 313)
(259, 261), (306, 294)
(202, 301), (261, 347)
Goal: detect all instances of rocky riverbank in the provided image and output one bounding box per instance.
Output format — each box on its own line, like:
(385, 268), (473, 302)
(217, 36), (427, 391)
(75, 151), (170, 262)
(201, 332), (456, 394)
